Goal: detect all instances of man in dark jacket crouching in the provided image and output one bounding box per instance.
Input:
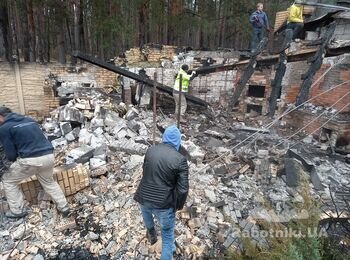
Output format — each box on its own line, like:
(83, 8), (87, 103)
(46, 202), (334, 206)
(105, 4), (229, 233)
(134, 125), (189, 260)
(0, 107), (69, 218)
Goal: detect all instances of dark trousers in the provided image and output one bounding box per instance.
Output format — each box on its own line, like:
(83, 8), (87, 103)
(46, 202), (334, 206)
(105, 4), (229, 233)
(251, 27), (264, 51)
(287, 22), (304, 39)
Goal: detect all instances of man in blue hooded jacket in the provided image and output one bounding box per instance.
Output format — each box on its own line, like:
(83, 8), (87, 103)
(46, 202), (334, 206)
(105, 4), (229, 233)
(134, 125), (189, 259)
(0, 106), (69, 218)
(249, 3), (270, 51)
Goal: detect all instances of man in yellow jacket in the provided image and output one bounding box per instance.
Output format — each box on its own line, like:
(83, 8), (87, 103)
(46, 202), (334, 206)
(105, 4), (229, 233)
(287, 0), (304, 39)
(173, 64), (195, 118)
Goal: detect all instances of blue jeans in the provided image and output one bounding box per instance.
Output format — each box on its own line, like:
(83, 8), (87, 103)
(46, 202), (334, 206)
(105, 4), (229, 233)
(251, 27), (264, 51)
(140, 205), (175, 260)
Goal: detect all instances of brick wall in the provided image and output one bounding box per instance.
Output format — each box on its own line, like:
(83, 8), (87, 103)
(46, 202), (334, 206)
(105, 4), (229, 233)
(0, 63), (20, 112)
(282, 54), (350, 113)
(124, 67), (236, 105)
(0, 62), (117, 118)
(285, 110), (350, 143)
(234, 67), (273, 114)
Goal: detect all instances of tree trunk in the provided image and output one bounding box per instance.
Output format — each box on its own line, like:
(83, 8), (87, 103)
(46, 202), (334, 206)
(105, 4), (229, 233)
(138, 2), (146, 47)
(9, 1), (19, 60)
(0, 0), (11, 61)
(79, 0), (85, 52)
(46, 7), (50, 62)
(26, 0), (36, 61)
(35, 6), (45, 63)
(57, 22), (66, 64)
(72, 0), (80, 64)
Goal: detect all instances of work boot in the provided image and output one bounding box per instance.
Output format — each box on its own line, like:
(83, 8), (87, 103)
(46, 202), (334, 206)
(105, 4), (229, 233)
(59, 206), (71, 217)
(146, 227), (157, 245)
(5, 210), (28, 219)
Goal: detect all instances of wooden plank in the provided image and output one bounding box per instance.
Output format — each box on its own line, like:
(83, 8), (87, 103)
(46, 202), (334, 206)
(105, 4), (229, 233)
(274, 11), (288, 32)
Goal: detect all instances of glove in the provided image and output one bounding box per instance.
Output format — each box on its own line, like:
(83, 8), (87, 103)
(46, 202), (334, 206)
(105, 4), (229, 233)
(192, 71), (196, 76)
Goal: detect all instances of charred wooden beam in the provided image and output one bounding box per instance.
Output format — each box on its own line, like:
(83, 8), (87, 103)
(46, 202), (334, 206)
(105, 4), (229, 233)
(295, 22), (336, 106)
(194, 49), (317, 75)
(301, 2), (350, 12)
(72, 51), (209, 107)
(269, 29), (293, 117)
(231, 37), (269, 107)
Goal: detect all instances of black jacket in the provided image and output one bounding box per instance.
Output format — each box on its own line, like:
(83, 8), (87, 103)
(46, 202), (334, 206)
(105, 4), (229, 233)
(134, 143), (189, 210)
(0, 113), (53, 161)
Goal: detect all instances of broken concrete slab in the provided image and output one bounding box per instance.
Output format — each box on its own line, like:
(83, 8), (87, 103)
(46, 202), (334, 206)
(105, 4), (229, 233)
(51, 137), (68, 149)
(125, 107), (139, 121)
(285, 158), (305, 187)
(181, 140), (205, 162)
(104, 111), (122, 128)
(310, 168), (324, 191)
(109, 139), (148, 155)
(90, 158), (107, 169)
(124, 155), (144, 171)
(79, 129), (93, 145)
(60, 122), (72, 135)
(127, 120), (141, 133)
(59, 106), (84, 123)
(287, 149), (314, 172)
(213, 164), (227, 175)
(205, 189), (217, 203)
(257, 150), (269, 159)
(90, 135), (108, 149)
(67, 145), (95, 164)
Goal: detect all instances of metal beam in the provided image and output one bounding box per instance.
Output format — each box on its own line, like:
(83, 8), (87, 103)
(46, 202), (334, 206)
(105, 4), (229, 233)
(72, 51), (208, 107)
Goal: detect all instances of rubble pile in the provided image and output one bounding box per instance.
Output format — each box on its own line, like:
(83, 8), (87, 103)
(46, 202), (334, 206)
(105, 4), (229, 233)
(0, 91), (350, 259)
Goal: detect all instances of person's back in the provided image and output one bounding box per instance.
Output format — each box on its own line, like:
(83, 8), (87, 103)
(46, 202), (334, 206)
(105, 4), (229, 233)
(134, 125), (189, 259)
(173, 64), (195, 120)
(287, 4), (303, 23)
(0, 113), (53, 161)
(135, 143), (187, 209)
(0, 107), (69, 219)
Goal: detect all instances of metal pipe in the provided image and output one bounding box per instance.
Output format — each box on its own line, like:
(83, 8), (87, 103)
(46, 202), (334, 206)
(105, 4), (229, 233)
(177, 74), (182, 129)
(153, 73), (157, 145)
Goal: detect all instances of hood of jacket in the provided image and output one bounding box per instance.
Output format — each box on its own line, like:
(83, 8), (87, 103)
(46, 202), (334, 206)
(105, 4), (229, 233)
(162, 125), (181, 151)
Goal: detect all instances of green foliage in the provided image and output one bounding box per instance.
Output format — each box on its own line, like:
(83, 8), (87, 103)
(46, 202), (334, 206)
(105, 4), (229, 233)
(286, 244), (303, 260)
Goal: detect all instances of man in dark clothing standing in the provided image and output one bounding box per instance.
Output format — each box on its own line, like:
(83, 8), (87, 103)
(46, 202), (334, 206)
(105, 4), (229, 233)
(134, 125), (189, 260)
(249, 3), (270, 51)
(0, 107), (69, 218)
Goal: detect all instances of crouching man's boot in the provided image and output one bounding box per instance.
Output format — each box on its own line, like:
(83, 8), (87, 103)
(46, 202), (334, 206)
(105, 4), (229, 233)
(146, 227), (157, 245)
(5, 209), (28, 219)
(59, 205), (71, 217)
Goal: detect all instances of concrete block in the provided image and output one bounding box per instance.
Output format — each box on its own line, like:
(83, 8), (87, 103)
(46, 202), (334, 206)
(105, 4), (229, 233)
(67, 145), (95, 164)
